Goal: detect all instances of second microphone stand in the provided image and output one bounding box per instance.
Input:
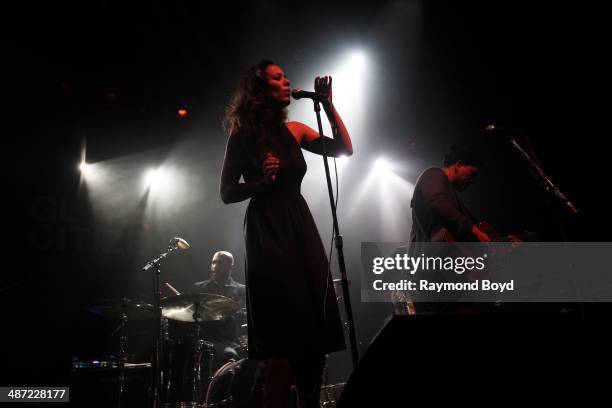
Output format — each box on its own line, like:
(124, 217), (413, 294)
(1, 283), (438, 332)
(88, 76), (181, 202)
(142, 238), (186, 408)
(505, 131), (577, 214)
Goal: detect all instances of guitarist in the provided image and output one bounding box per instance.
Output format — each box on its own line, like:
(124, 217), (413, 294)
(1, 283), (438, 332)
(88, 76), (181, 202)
(399, 144), (492, 314)
(410, 144), (490, 248)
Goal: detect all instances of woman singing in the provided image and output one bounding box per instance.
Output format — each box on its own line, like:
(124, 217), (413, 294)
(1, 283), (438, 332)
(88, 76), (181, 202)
(220, 59), (353, 407)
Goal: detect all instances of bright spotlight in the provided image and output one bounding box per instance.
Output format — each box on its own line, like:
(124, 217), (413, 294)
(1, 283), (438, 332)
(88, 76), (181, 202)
(143, 167), (173, 194)
(78, 160), (110, 186)
(348, 50), (367, 68)
(373, 158), (391, 175)
(144, 169), (157, 188)
(79, 162), (93, 177)
(317, 48), (369, 137)
(345, 156), (415, 241)
(140, 164), (191, 218)
(143, 168), (166, 188)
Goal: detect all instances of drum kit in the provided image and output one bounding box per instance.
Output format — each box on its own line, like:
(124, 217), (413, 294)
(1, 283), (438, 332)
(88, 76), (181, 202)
(78, 237), (347, 407)
(85, 292), (257, 407)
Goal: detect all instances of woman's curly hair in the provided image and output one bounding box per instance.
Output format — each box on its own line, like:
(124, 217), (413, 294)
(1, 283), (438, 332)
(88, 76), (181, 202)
(223, 59), (288, 137)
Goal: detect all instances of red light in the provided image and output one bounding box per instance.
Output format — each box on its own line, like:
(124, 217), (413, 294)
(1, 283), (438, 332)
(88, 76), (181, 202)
(177, 108), (188, 118)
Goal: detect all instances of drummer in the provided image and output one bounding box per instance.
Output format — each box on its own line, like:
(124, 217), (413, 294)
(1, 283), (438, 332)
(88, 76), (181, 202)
(189, 251), (246, 363)
(189, 251), (245, 307)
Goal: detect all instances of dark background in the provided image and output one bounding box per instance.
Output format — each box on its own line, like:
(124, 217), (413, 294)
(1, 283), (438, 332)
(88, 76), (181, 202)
(4, 0), (610, 391)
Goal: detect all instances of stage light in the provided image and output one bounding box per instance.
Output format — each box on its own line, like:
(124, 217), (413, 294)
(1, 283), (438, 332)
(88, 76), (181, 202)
(143, 168), (170, 189)
(143, 169), (156, 188)
(373, 158), (392, 176)
(79, 162), (91, 175)
(80, 153), (188, 226)
(348, 50), (367, 68)
(332, 49), (368, 107)
(343, 156), (415, 241)
(78, 161), (102, 182)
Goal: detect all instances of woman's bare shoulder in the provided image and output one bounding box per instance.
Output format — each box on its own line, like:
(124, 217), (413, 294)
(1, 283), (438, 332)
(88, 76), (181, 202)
(286, 121), (318, 144)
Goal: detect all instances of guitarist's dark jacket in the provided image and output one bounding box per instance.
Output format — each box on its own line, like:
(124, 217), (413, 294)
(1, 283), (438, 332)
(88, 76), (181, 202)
(409, 167), (478, 254)
(399, 167), (481, 313)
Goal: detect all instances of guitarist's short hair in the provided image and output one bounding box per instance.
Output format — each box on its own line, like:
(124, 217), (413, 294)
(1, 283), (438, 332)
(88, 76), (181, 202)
(443, 144), (484, 167)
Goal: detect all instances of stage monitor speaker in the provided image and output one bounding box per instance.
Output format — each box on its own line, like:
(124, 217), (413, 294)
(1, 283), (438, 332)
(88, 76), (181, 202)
(337, 314), (611, 407)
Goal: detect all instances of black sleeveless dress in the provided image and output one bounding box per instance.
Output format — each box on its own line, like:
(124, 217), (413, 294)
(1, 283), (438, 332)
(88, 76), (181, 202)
(222, 124), (345, 359)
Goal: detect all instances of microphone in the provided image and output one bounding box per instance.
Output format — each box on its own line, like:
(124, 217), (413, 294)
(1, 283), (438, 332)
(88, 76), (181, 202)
(265, 152), (277, 182)
(291, 88), (323, 101)
(169, 237), (190, 250)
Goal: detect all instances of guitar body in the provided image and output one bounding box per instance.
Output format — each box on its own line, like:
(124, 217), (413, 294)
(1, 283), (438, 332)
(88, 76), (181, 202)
(430, 221), (534, 243)
(429, 221), (535, 281)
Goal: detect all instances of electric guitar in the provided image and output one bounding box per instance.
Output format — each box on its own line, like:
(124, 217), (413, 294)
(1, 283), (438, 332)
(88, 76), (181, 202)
(429, 221), (537, 281)
(430, 221), (537, 243)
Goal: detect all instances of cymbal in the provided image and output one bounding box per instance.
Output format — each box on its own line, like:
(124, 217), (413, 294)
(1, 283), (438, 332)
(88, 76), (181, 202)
(89, 298), (154, 319)
(161, 293), (239, 322)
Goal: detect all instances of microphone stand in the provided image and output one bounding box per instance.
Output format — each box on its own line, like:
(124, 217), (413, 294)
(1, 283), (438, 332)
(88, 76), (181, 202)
(311, 98), (359, 369)
(142, 239), (183, 408)
(505, 132), (577, 214)
(503, 131), (583, 314)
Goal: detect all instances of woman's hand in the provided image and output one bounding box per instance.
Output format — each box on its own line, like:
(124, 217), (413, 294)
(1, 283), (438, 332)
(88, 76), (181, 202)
(314, 76), (333, 106)
(262, 153), (280, 182)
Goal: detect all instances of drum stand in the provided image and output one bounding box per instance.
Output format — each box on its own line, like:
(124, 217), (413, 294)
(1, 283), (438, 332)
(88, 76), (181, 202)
(109, 300), (130, 408)
(190, 300), (214, 405)
(192, 301), (203, 403)
(117, 309), (128, 408)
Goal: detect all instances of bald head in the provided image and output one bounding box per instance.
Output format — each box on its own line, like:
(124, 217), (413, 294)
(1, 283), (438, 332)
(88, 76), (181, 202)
(211, 251), (234, 283)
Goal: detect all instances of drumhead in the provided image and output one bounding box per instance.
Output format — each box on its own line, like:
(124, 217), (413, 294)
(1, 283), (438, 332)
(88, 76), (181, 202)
(205, 359), (264, 408)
